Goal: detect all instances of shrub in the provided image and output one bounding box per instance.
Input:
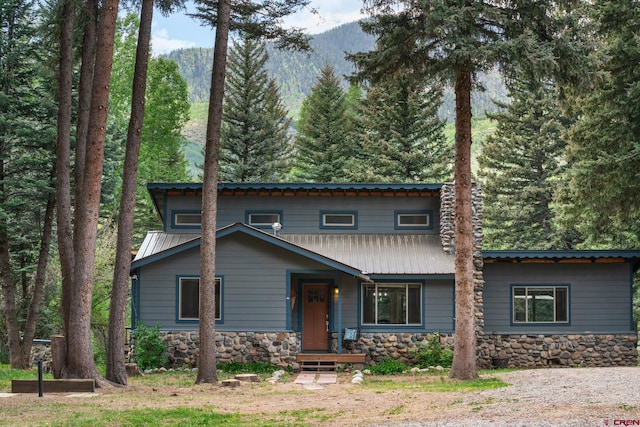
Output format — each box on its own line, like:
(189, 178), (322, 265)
(413, 333), (453, 368)
(132, 324), (167, 370)
(369, 357), (408, 375)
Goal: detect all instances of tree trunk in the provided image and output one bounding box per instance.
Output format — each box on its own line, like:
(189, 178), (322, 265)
(74, 0), (98, 203)
(106, 0), (154, 385)
(17, 191), (55, 367)
(449, 63), (478, 380)
(55, 0), (76, 336)
(196, 0), (231, 385)
(66, 0), (119, 381)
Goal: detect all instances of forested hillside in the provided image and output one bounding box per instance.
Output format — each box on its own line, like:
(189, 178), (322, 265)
(164, 21), (507, 122)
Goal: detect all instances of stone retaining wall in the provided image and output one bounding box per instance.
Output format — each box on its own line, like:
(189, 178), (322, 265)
(478, 333), (638, 368)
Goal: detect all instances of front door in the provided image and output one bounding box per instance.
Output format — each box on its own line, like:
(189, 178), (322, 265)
(302, 283), (329, 351)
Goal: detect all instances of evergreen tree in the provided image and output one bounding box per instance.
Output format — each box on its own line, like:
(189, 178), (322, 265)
(219, 35), (292, 182)
(558, 0), (640, 248)
(349, 73), (451, 183)
(479, 73), (575, 250)
(350, 0), (591, 380)
(291, 65), (352, 182)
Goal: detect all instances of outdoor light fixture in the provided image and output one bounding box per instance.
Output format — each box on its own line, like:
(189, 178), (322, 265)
(272, 222), (282, 236)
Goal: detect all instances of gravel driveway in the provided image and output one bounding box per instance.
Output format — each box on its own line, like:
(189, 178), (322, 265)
(373, 367), (640, 427)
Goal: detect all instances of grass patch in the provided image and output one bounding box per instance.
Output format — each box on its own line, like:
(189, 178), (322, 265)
(0, 364), (54, 391)
(363, 376), (507, 393)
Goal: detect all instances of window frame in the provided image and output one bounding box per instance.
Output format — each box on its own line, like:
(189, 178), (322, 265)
(172, 210), (202, 229)
(394, 210), (433, 230)
(245, 210), (283, 229)
(360, 282), (423, 327)
(511, 284), (569, 325)
(176, 276), (223, 323)
(320, 210), (358, 230)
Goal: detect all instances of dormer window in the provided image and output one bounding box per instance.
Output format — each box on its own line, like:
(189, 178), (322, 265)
(395, 210), (432, 230)
(246, 211), (282, 229)
(320, 211), (357, 229)
(173, 211), (202, 228)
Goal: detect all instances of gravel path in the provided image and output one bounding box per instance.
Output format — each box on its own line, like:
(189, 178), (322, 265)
(373, 367), (640, 427)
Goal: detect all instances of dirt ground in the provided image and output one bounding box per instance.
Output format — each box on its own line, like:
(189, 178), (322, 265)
(2, 367), (640, 426)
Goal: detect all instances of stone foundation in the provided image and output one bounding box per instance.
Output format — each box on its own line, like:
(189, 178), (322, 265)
(478, 333), (638, 368)
(146, 331), (301, 369)
(332, 332), (454, 365)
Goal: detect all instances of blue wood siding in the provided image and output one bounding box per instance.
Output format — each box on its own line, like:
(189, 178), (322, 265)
(138, 233), (335, 331)
(425, 280), (455, 332)
(483, 263), (633, 333)
(164, 194), (440, 234)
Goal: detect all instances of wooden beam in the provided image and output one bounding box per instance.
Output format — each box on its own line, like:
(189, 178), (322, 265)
(11, 379), (95, 393)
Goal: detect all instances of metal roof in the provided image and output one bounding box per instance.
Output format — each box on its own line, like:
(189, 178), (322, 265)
(280, 233), (453, 276)
(131, 226), (454, 277)
(484, 250), (640, 270)
(147, 182), (444, 192)
(133, 231), (200, 262)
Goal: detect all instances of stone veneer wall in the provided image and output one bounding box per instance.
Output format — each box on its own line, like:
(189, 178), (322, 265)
(478, 333), (638, 368)
(143, 331), (301, 369)
(332, 332), (454, 365)
(439, 183), (487, 364)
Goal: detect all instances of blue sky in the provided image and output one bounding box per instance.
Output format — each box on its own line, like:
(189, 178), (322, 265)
(151, 1), (364, 55)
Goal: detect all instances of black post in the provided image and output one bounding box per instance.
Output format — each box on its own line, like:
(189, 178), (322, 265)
(37, 360), (43, 397)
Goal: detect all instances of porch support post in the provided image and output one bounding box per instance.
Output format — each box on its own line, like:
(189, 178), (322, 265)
(337, 282), (343, 354)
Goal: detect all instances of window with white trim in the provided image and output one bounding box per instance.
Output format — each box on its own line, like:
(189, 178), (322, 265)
(362, 283), (422, 325)
(395, 210), (432, 229)
(247, 211), (281, 227)
(321, 211), (357, 229)
(512, 285), (568, 323)
(178, 277), (221, 321)
(174, 212), (202, 227)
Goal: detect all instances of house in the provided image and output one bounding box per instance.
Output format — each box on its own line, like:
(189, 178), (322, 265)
(130, 182), (640, 369)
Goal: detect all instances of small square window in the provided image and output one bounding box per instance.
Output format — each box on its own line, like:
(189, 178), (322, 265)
(320, 211), (357, 229)
(395, 210), (432, 230)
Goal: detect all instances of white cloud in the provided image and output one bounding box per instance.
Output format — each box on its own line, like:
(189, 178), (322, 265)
(283, 1), (363, 34)
(151, 28), (197, 55)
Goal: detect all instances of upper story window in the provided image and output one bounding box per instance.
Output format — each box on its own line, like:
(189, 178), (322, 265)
(173, 211), (202, 228)
(246, 211), (282, 229)
(395, 210), (432, 230)
(177, 276), (222, 322)
(361, 283), (422, 326)
(512, 285), (569, 324)
(320, 211), (357, 230)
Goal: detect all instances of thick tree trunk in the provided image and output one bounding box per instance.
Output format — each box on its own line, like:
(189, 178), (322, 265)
(196, 0), (231, 385)
(106, 0), (154, 385)
(66, 0), (119, 381)
(55, 0), (76, 335)
(449, 63), (478, 380)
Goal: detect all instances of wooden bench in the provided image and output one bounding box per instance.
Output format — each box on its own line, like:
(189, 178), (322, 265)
(11, 379), (95, 393)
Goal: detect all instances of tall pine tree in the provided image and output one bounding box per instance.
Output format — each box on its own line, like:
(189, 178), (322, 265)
(558, 0), (640, 248)
(219, 34), (292, 182)
(291, 65), (352, 182)
(349, 73), (451, 183)
(479, 72), (575, 250)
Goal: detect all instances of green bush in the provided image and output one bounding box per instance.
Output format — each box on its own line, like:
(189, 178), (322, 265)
(413, 333), (453, 368)
(132, 324), (167, 370)
(369, 357), (408, 375)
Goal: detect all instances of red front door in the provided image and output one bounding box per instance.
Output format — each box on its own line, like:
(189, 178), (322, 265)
(302, 283), (329, 351)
